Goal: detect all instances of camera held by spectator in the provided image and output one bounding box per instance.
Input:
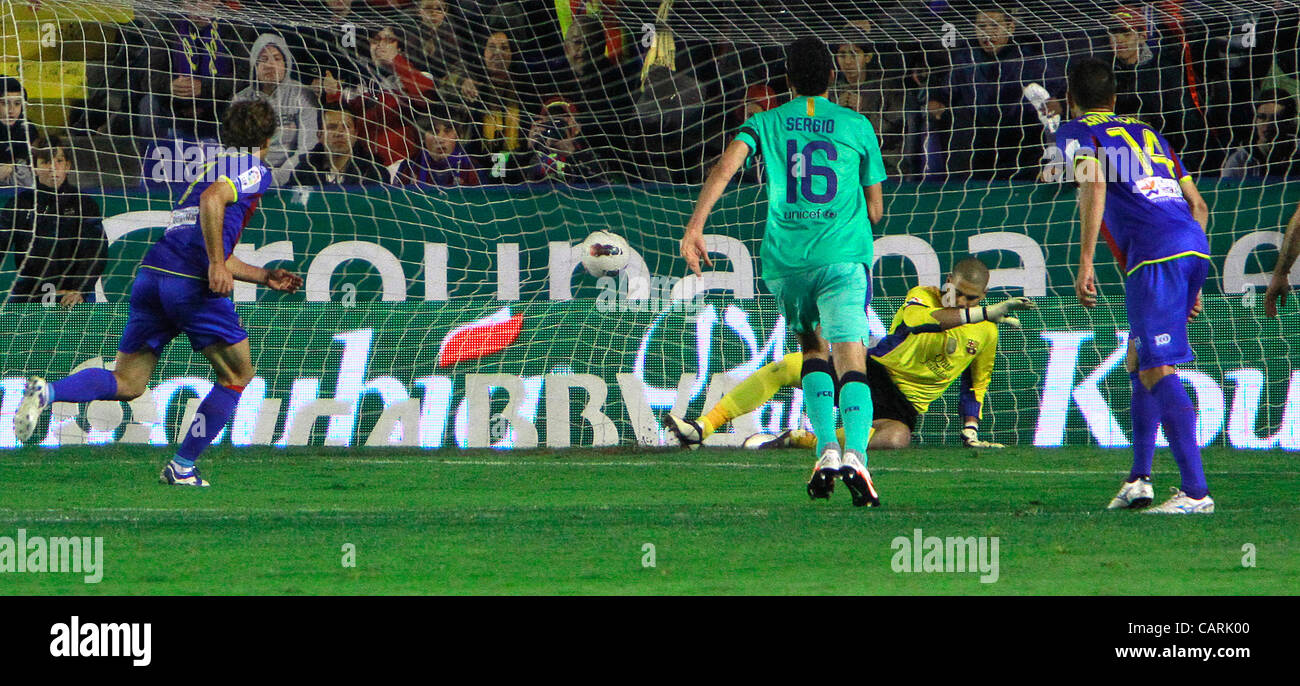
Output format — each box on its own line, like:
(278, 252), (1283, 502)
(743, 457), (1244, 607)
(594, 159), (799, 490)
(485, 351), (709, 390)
(524, 97), (607, 183)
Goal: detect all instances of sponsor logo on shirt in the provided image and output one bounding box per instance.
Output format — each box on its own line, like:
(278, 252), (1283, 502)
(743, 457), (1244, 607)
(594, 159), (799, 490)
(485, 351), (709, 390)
(237, 165), (264, 192)
(166, 206), (200, 231)
(1134, 176), (1183, 202)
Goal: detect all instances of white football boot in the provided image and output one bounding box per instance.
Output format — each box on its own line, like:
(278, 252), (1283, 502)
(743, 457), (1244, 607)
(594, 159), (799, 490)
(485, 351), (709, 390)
(743, 430), (792, 450)
(806, 443), (842, 500)
(838, 449), (880, 508)
(663, 413), (703, 450)
(13, 376), (50, 444)
(1144, 488), (1215, 514)
(1107, 477), (1154, 510)
(159, 461), (211, 487)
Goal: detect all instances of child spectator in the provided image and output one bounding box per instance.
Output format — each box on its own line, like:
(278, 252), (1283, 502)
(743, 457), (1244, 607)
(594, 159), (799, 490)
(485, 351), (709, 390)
(832, 34), (905, 177)
(1221, 90), (1300, 180)
(0, 77), (35, 188)
(395, 112), (480, 186)
(233, 33), (320, 186)
(0, 136), (106, 306)
(292, 107), (390, 186)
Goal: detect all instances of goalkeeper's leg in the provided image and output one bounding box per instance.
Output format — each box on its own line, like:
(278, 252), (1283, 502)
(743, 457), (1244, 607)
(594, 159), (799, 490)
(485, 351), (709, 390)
(789, 422), (914, 451)
(695, 353), (802, 438)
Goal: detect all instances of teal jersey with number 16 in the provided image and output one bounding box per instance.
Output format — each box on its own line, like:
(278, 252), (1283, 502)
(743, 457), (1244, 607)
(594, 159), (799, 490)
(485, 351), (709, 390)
(734, 95), (887, 280)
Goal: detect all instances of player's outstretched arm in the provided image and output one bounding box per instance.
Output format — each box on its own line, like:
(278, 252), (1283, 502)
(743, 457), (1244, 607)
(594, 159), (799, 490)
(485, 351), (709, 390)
(225, 255), (304, 293)
(681, 140), (749, 276)
(918, 297), (1036, 330)
(1073, 158), (1106, 308)
(199, 180), (237, 295)
(1266, 201), (1300, 318)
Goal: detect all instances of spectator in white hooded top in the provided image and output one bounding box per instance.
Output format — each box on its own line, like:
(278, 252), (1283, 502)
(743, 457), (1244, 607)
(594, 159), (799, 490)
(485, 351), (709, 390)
(232, 33), (320, 186)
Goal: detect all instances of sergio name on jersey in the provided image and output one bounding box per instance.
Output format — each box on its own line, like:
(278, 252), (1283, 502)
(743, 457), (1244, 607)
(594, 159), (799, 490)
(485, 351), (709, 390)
(870, 285), (998, 419)
(141, 152), (274, 280)
(734, 96), (887, 279)
(1055, 111), (1209, 274)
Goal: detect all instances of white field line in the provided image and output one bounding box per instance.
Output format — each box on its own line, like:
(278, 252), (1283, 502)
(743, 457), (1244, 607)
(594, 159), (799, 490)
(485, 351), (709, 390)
(0, 504), (1295, 524)
(4, 456), (1294, 476)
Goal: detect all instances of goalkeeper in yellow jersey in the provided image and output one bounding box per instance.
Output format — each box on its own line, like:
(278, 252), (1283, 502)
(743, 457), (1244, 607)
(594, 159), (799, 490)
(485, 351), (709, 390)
(665, 257), (1032, 450)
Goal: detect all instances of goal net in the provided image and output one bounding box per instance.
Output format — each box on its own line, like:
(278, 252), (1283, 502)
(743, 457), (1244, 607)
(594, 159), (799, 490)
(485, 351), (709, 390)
(0, 0), (1297, 451)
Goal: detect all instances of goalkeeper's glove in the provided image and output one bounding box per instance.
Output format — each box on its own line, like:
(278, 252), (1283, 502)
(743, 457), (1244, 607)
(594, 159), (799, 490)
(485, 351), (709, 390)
(961, 423), (1005, 449)
(960, 296), (1035, 328)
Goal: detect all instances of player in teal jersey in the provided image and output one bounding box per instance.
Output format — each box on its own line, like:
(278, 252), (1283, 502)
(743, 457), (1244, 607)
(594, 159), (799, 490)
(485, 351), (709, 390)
(679, 37), (887, 506)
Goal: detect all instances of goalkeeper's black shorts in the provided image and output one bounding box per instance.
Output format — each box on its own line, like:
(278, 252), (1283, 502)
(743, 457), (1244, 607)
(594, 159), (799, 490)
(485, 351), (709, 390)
(864, 357), (919, 432)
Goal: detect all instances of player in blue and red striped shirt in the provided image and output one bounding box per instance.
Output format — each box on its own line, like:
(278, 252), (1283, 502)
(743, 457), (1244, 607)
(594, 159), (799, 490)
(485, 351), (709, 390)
(13, 100), (304, 487)
(1057, 57), (1214, 514)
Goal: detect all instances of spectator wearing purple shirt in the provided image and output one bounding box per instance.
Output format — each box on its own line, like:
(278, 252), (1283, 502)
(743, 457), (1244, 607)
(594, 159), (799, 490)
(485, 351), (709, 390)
(138, 0), (246, 144)
(395, 113), (481, 187)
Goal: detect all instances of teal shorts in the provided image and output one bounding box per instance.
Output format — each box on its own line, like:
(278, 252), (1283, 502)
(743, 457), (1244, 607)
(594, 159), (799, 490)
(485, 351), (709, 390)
(766, 263), (871, 344)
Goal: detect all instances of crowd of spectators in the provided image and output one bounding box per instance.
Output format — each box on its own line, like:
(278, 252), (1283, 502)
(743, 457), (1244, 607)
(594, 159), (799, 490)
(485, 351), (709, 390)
(8, 0), (1300, 306)
(35, 0), (1300, 192)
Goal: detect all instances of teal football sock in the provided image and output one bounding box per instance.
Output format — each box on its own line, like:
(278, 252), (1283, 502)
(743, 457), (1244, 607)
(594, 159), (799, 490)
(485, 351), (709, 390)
(800, 357), (838, 454)
(838, 372), (873, 460)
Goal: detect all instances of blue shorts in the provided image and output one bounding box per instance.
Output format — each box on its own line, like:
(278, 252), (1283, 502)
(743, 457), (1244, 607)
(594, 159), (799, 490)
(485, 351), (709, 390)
(1125, 255), (1208, 371)
(766, 263), (872, 344)
(119, 268), (249, 356)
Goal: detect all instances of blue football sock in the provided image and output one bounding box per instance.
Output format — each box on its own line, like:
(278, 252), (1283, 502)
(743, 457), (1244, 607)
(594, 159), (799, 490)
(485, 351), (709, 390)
(838, 372), (873, 461)
(49, 368), (117, 403)
(1129, 372), (1157, 482)
(1151, 374), (1209, 499)
(171, 455), (195, 470)
(800, 358), (838, 455)
(176, 384), (243, 464)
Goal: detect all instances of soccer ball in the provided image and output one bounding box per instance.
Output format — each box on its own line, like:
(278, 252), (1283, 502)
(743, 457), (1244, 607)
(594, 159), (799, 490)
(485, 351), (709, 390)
(579, 230), (631, 277)
(741, 432), (779, 449)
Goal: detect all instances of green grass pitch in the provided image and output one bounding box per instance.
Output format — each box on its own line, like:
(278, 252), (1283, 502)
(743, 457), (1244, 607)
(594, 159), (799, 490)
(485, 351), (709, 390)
(0, 445), (1295, 595)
